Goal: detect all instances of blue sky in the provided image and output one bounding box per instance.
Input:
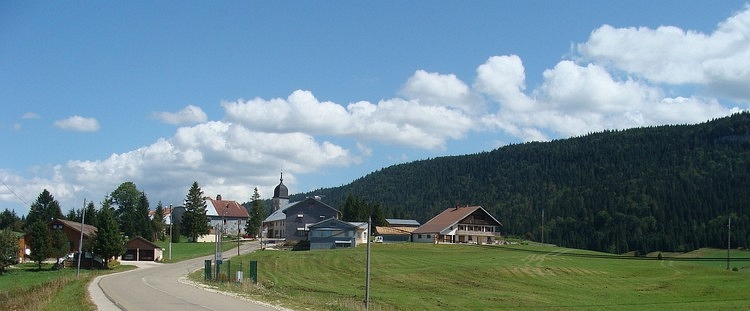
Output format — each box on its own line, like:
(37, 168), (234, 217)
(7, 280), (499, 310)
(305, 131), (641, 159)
(1, 1), (748, 216)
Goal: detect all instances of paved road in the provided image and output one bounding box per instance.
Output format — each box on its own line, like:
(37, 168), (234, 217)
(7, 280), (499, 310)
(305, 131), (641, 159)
(90, 241), (286, 311)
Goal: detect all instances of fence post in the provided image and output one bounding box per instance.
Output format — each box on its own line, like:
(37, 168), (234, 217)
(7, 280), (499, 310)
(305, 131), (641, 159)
(226, 259), (231, 282)
(249, 260), (258, 284)
(204, 259), (212, 280)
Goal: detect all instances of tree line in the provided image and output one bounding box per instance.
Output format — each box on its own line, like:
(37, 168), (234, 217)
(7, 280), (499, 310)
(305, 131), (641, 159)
(296, 112), (750, 254)
(0, 180), (267, 270)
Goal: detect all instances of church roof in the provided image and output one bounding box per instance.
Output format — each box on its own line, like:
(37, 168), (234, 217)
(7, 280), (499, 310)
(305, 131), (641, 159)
(273, 172), (289, 199)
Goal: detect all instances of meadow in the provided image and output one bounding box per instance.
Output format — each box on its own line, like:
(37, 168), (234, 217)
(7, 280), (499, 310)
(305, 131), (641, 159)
(197, 243), (750, 311)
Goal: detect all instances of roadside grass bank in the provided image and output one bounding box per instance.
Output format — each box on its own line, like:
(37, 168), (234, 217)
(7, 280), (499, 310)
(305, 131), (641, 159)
(191, 243), (750, 311)
(154, 235), (243, 263)
(0, 262), (131, 311)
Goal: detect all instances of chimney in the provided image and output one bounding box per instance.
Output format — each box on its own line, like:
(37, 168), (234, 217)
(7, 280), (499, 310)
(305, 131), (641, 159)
(216, 194), (222, 201)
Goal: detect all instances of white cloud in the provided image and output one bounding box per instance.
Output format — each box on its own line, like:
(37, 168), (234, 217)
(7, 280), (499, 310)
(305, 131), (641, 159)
(54, 116), (100, 132)
(153, 105), (208, 125)
(577, 5), (750, 100)
(474, 55), (536, 112)
(8, 120), (360, 214)
(224, 89), (474, 150)
(22, 112), (40, 119)
(477, 55), (739, 139)
(400, 70), (483, 113)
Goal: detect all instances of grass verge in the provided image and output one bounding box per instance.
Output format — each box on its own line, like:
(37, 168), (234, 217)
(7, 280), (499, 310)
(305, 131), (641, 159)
(190, 243), (750, 311)
(0, 262), (131, 311)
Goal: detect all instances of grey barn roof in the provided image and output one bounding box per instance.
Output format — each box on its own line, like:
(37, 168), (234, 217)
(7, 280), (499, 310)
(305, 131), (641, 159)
(385, 218), (420, 226)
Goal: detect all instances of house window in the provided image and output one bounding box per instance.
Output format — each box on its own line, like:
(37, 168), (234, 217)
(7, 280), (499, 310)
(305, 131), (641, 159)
(52, 224), (63, 230)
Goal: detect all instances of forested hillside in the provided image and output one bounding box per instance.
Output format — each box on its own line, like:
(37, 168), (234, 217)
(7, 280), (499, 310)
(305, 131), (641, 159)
(296, 112), (750, 254)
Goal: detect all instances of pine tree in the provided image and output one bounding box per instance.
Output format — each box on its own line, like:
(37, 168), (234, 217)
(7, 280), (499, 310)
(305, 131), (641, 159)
(246, 187), (266, 238)
(50, 227), (70, 268)
(27, 220), (51, 270)
(181, 182), (210, 242)
(152, 202), (166, 241)
(0, 208), (22, 231)
(93, 201), (124, 269)
(26, 189), (63, 228)
(84, 201), (98, 228)
(0, 228), (20, 275)
(136, 193), (153, 241)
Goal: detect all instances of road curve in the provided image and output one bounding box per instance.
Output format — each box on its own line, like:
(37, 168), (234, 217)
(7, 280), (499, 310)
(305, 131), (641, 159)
(90, 241), (285, 311)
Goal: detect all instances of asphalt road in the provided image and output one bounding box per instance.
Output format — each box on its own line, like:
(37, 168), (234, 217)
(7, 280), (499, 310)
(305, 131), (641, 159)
(90, 241), (286, 311)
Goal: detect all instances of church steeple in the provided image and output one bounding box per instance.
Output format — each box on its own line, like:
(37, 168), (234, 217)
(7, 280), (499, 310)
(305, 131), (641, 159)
(272, 171), (289, 211)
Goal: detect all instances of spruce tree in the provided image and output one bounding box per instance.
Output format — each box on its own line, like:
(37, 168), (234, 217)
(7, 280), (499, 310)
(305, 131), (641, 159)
(152, 202), (166, 241)
(50, 228), (70, 268)
(27, 220), (51, 270)
(26, 189), (63, 228)
(93, 200), (124, 269)
(181, 182), (209, 242)
(0, 228), (20, 275)
(246, 187), (266, 237)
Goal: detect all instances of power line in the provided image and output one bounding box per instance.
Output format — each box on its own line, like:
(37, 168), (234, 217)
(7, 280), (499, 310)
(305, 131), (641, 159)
(0, 178), (29, 207)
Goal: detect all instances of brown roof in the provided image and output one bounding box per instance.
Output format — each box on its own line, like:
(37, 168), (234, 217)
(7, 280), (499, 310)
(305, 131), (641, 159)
(412, 206), (501, 234)
(375, 226), (417, 235)
(54, 218), (97, 237)
(125, 236), (162, 250)
(206, 198), (249, 218)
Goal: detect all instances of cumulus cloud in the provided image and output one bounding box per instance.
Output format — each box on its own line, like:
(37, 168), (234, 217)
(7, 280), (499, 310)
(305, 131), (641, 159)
(32, 120), (359, 213)
(474, 55), (536, 112)
(54, 116), (100, 132)
(153, 105), (208, 125)
(577, 5), (750, 100)
(477, 55), (738, 139)
(223, 89), (474, 150)
(400, 70), (483, 113)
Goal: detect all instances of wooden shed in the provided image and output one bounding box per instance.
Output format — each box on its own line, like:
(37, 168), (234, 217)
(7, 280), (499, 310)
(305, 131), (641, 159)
(123, 236), (163, 261)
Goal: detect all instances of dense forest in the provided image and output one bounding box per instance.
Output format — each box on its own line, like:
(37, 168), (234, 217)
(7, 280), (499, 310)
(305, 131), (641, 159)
(294, 112), (750, 254)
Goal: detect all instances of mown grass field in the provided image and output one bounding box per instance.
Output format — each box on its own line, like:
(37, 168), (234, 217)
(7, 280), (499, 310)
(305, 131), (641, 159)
(198, 243), (750, 311)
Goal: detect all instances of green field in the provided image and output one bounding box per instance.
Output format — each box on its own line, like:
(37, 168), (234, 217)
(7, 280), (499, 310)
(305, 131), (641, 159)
(198, 243), (750, 311)
(154, 236), (238, 262)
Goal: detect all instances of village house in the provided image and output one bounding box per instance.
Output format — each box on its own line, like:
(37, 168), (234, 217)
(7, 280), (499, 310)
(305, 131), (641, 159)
(308, 218), (368, 250)
(412, 205), (502, 244)
(282, 197), (341, 241)
(48, 218), (98, 253)
(205, 195), (250, 236)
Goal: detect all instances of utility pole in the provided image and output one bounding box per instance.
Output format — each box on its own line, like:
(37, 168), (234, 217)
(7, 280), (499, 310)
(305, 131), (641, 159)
(76, 198), (86, 278)
(727, 216), (731, 270)
(365, 216), (371, 311)
(168, 204), (172, 261)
